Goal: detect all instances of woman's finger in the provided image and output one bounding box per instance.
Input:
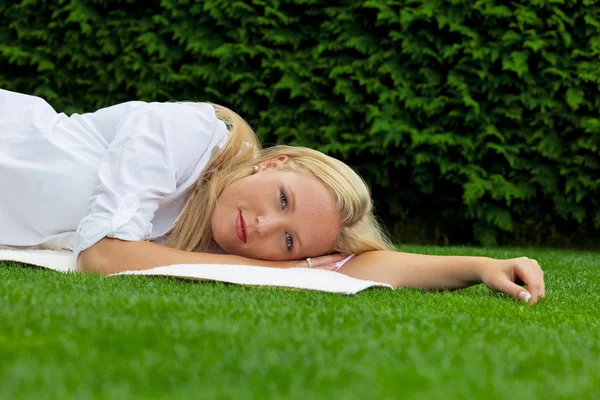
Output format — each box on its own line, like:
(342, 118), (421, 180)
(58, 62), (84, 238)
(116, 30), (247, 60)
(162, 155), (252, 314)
(517, 260), (541, 304)
(532, 258), (545, 300)
(490, 274), (531, 303)
(308, 253), (347, 267)
(313, 264), (340, 271)
(536, 260), (545, 299)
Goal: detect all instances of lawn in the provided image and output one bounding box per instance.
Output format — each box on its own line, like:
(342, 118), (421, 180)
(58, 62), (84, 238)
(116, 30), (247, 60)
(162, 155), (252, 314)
(1, 245), (598, 400)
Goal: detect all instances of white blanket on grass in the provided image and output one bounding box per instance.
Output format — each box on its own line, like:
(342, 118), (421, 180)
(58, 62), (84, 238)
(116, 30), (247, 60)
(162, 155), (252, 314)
(0, 249), (392, 295)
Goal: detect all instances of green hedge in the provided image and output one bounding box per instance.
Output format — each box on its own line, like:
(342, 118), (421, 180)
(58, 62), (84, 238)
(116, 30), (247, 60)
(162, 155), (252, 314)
(2, 0), (599, 247)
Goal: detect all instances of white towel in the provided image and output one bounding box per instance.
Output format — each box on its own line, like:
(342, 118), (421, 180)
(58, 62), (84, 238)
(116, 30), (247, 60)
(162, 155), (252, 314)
(0, 249), (392, 295)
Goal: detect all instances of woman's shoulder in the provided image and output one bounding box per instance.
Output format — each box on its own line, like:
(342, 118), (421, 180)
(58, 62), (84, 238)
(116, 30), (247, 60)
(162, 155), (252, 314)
(80, 101), (225, 140)
(109, 101), (221, 131)
(146, 101), (219, 124)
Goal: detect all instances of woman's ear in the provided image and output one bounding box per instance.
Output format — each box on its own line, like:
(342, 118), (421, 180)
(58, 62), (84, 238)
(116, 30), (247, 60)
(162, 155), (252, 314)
(255, 155), (289, 172)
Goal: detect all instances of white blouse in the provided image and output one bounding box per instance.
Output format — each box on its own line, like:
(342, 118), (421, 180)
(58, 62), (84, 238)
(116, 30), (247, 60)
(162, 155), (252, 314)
(0, 89), (229, 258)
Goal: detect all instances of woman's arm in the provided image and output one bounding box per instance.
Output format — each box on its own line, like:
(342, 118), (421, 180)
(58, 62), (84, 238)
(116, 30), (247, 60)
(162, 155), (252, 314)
(78, 238), (254, 274)
(77, 238), (345, 274)
(337, 250), (545, 304)
(80, 240), (544, 304)
(337, 251), (485, 289)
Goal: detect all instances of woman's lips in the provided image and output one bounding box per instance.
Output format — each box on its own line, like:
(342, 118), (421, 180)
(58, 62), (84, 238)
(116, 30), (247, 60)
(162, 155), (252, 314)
(236, 210), (247, 243)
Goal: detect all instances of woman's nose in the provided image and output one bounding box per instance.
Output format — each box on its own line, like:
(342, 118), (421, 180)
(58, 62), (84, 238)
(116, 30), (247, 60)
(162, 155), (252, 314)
(255, 214), (284, 236)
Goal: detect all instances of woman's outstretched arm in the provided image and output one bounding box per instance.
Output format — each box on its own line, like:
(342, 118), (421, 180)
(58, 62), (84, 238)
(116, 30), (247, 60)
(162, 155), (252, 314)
(80, 240), (545, 304)
(336, 251), (545, 304)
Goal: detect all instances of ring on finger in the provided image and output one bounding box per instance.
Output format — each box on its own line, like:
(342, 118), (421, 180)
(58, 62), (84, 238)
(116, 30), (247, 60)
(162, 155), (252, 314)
(306, 257), (312, 268)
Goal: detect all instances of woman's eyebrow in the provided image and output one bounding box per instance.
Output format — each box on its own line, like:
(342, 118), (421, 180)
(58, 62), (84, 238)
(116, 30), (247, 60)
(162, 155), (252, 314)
(289, 185), (296, 213)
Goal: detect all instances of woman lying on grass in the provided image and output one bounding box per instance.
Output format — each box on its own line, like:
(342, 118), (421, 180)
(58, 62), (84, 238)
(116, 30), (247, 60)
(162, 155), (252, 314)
(0, 89), (544, 303)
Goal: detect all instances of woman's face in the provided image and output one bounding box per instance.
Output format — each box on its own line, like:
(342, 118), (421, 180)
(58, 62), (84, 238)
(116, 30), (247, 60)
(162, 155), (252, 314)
(211, 158), (341, 261)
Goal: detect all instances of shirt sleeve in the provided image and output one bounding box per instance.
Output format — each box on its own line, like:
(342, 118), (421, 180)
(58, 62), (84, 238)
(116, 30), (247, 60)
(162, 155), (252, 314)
(73, 102), (220, 259)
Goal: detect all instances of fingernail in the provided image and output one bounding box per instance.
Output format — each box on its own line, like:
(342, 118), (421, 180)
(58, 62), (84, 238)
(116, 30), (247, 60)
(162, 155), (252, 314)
(518, 291), (531, 303)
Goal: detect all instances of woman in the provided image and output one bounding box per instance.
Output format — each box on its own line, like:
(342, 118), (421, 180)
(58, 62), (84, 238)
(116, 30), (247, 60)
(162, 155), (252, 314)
(0, 89), (545, 303)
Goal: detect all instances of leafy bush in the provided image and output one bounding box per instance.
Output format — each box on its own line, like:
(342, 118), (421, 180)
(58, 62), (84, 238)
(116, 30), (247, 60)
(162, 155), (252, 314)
(2, 0), (599, 247)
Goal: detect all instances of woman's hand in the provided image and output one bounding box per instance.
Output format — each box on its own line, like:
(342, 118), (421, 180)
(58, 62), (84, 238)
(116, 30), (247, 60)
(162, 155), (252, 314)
(264, 253), (349, 271)
(479, 257), (545, 304)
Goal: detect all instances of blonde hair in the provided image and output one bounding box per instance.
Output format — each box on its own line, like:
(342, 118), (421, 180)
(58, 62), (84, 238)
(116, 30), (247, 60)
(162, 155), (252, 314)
(163, 104), (394, 255)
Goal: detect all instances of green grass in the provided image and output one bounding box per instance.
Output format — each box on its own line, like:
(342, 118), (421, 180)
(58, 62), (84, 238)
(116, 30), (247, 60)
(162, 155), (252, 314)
(1, 245), (598, 400)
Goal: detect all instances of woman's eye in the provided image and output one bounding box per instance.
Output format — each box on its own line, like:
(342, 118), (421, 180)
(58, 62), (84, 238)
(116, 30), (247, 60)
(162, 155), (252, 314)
(280, 189), (288, 209)
(285, 232), (293, 252)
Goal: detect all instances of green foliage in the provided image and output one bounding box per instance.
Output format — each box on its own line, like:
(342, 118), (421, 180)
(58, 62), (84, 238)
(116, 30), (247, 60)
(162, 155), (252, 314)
(1, 0), (599, 246)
